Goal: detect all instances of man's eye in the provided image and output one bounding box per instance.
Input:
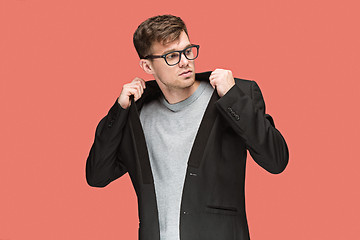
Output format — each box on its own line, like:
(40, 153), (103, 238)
(167, 53), (179, 59)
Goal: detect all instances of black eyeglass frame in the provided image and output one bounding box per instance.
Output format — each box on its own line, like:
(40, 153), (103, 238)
(142, 44), (200, 66)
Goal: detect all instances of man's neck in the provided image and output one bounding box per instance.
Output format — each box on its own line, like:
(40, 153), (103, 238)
(160, 80), (201, 104)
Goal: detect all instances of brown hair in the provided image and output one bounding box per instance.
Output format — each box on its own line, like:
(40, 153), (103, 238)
(133, 15), (188, 59)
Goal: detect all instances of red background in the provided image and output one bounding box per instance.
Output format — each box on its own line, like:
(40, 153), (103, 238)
(1, 0), (359, 239)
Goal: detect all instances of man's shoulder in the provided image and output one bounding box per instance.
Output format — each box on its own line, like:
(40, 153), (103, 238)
(234, 77), (255, 95)
(234, 77), (254, 86)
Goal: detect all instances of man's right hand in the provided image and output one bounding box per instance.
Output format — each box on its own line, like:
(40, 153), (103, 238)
(118, 77), (146, 109)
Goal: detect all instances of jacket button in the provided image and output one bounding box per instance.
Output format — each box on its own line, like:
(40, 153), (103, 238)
(108, 119), (115, 128)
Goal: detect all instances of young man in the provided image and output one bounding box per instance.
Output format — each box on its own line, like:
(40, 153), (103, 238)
(86, 15), (289, 240)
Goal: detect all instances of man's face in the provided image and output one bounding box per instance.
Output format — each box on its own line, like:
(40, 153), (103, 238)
(148, 31), (196, 92)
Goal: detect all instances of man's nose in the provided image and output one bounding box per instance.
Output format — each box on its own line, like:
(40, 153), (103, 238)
(178, 52), (189, 67)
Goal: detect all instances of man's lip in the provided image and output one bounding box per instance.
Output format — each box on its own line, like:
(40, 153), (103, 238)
(179, 70), (192, 76)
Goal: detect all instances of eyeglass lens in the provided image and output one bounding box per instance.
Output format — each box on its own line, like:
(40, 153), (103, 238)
(165, 46), (198, 65)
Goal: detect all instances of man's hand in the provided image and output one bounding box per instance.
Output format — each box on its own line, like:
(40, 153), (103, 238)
(209, 69), (235, 97)
(118, 77), (146, 109)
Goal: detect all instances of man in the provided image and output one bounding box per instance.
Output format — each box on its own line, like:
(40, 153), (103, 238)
(86, 15), (289, 240)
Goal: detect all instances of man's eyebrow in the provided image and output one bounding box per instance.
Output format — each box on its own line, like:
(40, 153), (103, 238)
(161, 44), (193, 55)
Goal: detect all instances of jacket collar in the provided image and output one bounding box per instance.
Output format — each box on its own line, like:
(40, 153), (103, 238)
(135, 71), (213, 111)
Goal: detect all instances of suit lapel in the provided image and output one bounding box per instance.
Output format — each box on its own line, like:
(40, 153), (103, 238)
(129, 98), (154, 184)
(187, 90), (219, 168)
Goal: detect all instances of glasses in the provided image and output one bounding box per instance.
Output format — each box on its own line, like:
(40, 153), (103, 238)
(143, 44), (200, 66)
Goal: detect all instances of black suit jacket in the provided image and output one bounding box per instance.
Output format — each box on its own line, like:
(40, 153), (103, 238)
(86, 71), (289, 240)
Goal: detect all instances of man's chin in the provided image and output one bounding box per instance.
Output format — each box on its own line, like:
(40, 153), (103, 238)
(182, 77), (199, 91)
(180, 75), (195, 85)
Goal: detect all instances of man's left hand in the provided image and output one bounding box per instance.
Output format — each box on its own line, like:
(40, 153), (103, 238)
(209, 69), (235, 97)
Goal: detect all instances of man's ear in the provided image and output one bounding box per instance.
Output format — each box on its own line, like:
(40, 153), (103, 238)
(139, 59), (154, 75)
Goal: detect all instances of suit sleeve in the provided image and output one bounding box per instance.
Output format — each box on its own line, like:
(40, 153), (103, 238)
(86, 98), (129, 187)
(215, 80), (289, 174)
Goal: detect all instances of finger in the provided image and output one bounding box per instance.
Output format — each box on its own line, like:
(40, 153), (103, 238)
(131, 84), (144, 101)
(126, 88), (137, 100)
(123, 84), (137, 96)
(133, 79), (146, 92)
(209, 75), (215, 85)
(133, 77), (146, 89)
(138, 80), (145, 92)
(137, 81), (144, 96)
(137, 84), (142, 99)
(210, 70), (221, 78)
(139, 78), (146, 89)
(129, 81), (143, 93)
(121, 84), (132, 97)
(127, 85), (141, 100)
(131, 81), (142, 93)
(132, 88), (141, 101)
(132, 77), (141, 83)
(209, 73), (217, 80)
(213, 68), (223, 74)
(209, 77), (218, 88)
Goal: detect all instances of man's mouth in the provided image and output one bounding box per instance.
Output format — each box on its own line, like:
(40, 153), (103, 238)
(179, 70), (192, 77)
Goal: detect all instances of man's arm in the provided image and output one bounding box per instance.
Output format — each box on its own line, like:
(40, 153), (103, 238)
(86, 100), (129, 187)
(86, 78), (146, 187)
(211, 69), (289, 174)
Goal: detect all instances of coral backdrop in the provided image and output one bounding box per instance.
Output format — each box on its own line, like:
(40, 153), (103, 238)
(1, 0), (359, 239)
